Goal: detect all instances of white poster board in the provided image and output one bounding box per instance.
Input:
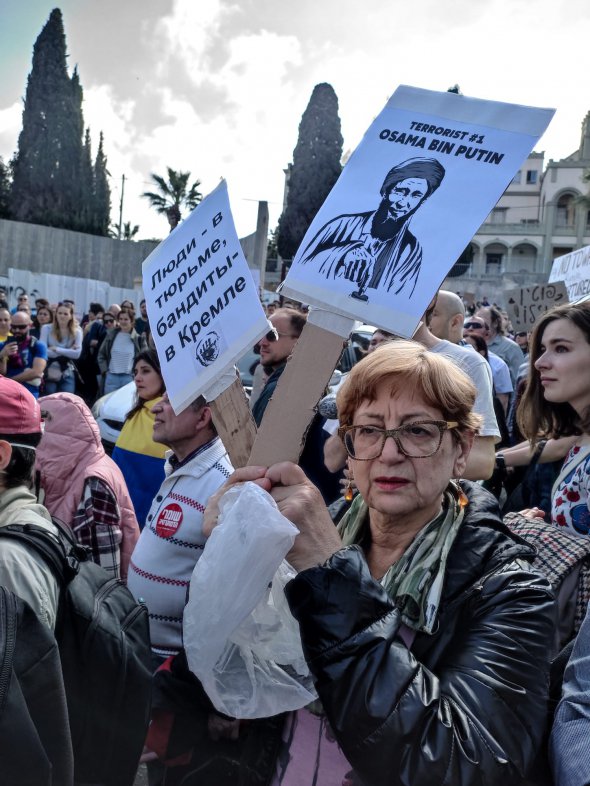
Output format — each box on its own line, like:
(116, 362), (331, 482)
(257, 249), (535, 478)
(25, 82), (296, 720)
(281, 85), (554, 337)
(505, 281), (568, 330)
(549, 245), (590, 303)
(143, 181), (269, 412)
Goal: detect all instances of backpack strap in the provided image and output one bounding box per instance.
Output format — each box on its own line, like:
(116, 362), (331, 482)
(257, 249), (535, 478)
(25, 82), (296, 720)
(0, 524), (82, 585)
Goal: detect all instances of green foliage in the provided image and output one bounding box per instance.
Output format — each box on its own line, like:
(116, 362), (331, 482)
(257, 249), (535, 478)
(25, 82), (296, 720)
(10, 8), (110, 234)
(141, 167), (202, 231)
(110, 221), (140, 241)
(93, 132), (111, 235)
(277, 83), (343, 260)
(0, 158), (12, 219)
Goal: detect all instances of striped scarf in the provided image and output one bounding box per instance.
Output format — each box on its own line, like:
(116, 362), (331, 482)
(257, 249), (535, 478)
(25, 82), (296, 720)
(338, 482), (465, 634)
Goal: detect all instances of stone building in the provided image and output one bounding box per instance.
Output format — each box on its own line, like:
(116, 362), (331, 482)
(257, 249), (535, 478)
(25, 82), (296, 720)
(444, 110), (590, 303)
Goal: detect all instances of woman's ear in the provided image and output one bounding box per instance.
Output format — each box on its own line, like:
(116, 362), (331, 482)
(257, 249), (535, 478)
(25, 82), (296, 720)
(452, 430), (475, 478)
(0, 440), (13, 471)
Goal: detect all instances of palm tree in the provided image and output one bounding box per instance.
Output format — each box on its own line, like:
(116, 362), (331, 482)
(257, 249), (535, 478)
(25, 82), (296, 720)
(141, 167), (202, 231)
(110, 221), (140, 240)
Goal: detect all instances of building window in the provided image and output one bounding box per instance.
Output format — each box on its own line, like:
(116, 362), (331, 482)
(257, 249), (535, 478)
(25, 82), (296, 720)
(526, 170), (538, 185)
(556, 194), (575, 228)
(489, 208), (507, 224)
(512, 170), (521, 184)
(486, 253), (503, 274)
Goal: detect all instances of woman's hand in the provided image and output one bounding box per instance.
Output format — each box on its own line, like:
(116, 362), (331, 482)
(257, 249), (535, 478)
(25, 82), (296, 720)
(265, 462), (343, 572)
(203, 462), (342, 572)
(520, 507), (546, 520)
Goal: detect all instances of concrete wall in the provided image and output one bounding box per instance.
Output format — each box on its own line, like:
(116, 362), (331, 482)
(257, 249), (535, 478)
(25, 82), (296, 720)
(0, 207), (269, 291)
(0, 218), (159, 288)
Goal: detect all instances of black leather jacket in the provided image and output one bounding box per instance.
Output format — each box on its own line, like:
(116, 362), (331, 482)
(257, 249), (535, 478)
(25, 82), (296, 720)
(286, 482), (556, 786)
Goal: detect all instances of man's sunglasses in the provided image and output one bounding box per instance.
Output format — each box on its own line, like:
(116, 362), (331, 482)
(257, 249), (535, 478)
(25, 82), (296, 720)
(464, 322), (486, 330)
(262, 328), (298, 342)
(10, 324), (29, 331)
(515, 331), (528, 338)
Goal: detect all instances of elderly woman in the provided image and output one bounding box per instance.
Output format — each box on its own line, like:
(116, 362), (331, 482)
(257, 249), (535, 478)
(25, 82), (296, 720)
(206, 340), (556, 786)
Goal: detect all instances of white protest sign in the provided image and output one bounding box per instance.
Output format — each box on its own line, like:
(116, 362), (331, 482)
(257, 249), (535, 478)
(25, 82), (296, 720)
(549, 245), (590, 303)
(281, 85), (554, 337)
(505, 281), (568, 330)
(142, 180), (269, 413)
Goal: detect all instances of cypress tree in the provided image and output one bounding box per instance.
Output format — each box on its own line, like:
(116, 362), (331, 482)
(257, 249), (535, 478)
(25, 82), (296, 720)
(79, 127), (94, 232)
(11, 8), (85, 229)
(277, 83), (343, 260)
(0, 158), (11, 219)
(93, 132), (111, 236)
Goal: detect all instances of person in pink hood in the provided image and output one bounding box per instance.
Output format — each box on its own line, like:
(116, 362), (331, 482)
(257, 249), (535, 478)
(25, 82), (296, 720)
(36, 392), (139, 581)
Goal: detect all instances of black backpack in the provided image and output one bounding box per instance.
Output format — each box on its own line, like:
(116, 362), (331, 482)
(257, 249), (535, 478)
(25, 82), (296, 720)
(0, 522), (153, 786)
(0, 585), (74, 785)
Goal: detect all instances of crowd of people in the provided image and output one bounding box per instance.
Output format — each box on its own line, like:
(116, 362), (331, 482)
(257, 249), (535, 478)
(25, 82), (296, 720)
(1, 284), (590, 785)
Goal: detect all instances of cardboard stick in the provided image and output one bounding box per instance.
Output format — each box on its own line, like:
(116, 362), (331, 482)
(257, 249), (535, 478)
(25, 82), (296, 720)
(249, 310), (354, 466)
(203, 368), (257, 469)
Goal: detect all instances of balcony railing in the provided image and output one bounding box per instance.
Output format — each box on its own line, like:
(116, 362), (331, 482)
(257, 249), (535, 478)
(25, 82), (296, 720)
(476, 222), (541, 234)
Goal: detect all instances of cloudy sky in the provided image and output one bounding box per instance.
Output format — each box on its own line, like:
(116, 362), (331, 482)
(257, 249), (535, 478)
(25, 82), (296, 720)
(2, 0), (590, 242)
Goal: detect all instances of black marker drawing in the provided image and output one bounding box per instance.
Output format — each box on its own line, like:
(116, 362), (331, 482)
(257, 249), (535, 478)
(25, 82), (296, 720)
(299, 157), (445, 301)
(195, 331), (221, 367)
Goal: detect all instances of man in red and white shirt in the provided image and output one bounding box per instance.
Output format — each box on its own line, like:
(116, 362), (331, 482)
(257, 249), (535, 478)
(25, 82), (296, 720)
(127, 393), (232, 660)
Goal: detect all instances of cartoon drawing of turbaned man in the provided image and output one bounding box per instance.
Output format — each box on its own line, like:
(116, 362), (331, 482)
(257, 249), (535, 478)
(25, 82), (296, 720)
(298, 157), (445, 302)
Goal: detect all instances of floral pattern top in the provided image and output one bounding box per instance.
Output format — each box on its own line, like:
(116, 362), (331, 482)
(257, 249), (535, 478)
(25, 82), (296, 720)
(552, 445), (590, 536)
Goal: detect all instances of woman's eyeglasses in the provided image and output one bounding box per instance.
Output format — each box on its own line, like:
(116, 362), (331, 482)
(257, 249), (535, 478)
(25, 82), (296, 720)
(339, 420), (459, 460)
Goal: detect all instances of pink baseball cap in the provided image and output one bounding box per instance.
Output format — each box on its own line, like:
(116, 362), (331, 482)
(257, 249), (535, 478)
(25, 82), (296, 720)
(0, 377), (42, 436)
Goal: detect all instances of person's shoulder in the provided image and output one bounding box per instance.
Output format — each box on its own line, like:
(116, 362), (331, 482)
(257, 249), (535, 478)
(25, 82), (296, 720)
(446, 482), (543, 592)
(432, 339), (485, 366)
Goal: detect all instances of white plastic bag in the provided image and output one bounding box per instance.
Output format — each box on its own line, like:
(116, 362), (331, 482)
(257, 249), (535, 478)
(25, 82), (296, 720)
(183, 481), (317, 718)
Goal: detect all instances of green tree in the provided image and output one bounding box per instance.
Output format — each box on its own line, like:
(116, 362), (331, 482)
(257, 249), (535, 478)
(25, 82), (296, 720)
(78, 127), (94, 232)
(0, 158), (12, 219)
(110, 221), (139, 241)
(93, 131), (111, 235)
(11, 8), (86, 229)
(141, 167), (202, 231)
(277, 83), (343, 260)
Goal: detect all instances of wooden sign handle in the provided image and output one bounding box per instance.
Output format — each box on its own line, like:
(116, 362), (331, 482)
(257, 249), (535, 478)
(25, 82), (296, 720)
(207, 372), (257, 469)
(248, 314), (352, 467)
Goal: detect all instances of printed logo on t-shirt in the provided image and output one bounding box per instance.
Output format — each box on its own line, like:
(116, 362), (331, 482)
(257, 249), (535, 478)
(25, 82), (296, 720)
(155, 503), (183, 538)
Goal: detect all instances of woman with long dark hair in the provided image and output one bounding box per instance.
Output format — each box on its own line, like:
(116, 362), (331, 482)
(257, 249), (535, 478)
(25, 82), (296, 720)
(112, 349), (168, 529)
(518, 301), (590, 536)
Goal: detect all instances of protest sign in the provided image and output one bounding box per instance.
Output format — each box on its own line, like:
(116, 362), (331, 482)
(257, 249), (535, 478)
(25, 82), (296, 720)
(250, 86), (554, 466)
(143, 181), (268, 465)
(549, 245), (590, 303)
(280, 85), (554, 339)
(505, 281), (568, 331)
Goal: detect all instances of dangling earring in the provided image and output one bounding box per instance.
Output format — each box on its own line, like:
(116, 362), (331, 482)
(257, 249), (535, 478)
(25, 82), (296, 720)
(344, 476), (354, 502)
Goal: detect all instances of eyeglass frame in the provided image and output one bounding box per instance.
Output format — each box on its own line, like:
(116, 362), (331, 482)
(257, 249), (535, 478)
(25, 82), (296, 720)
(338, 420), (459, 460)
(10, 323), (29, 331)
